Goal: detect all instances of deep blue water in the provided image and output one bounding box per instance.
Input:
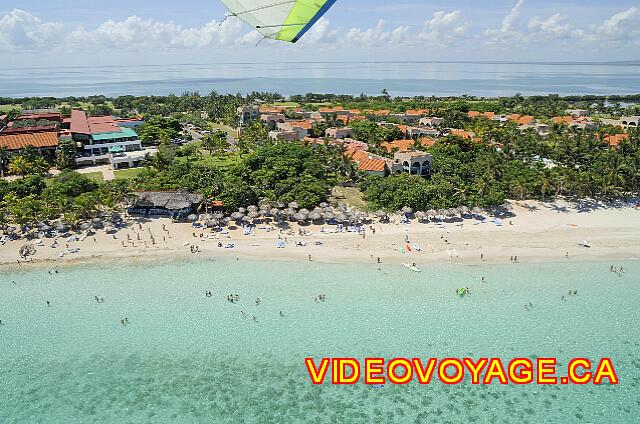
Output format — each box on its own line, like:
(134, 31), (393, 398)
(1, 61), (639, 98)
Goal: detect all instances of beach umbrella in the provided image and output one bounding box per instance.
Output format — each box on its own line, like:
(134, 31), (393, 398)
(213, 212), (224, 219)
(105, 227), (117, 234)
(285, 208), (297, 216)
(472, 207), (483, 215)
(238, 207), (247, 214)
(299, 208), (310, 215)
(55, 223), (68, 232)
(241, 216), (250, 223)
(427, 209), (437, 218)
(80, 223), (91, 231)
(415, 211), (426, 222)
(6, 225), (16, 233)
(230, 212), (244, 221)
(402, 206), (413, 215)
(187, 214), (198, 222)
(336, 213), (349, 223)
(319, 202), (329, 208)
(247, 205), (259, 213)
(337, 203), (348, 212)
(288, 202), (299, 209)
(248, 211), (260, 219)
(109, 214), (123, 223)
(323, 212), (335, 221)
(501, 203), (513, 212)
(222, 217), (231, 226)
(277, 202), (286, 209)
(293, 213), (306, 222)
(207, 219), (219, 227)
(309, 212), (323, 222)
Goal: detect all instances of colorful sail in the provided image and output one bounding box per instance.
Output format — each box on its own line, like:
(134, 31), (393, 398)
(220, 0), (337, 43)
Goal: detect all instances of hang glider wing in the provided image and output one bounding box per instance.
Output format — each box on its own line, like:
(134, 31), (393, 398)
(220, 0), (337, 43)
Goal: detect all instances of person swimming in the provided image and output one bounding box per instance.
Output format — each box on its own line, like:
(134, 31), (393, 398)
(279, 311), (284, 317)
(46, 301), (51, 307)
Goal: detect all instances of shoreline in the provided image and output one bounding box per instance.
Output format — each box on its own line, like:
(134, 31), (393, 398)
(2, 199), (639, 272)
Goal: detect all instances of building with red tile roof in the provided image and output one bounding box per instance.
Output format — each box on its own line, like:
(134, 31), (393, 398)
(0, 131), (59, 152)
(604, 133), (629, 148)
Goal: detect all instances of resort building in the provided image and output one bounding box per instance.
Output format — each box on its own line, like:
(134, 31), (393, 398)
(419, 117), (445, 127)
(237, 106), (260, 124)
(127, 191), (204, 218)
(567, 109), (589, 118)
(389, 151), (433, 176)
(620, 116), (639, 128)
(70, 110), (142, 166)
(349, 148), (433, 178)
(269, 130), (299, 142)
(0, 131), (59, 157)
(325, 127), (354, 139)
(261, 113), (286, 129)
(276, 121), (312, 140)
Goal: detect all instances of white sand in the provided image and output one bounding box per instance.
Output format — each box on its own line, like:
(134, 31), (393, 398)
(1, 199), (639, 269)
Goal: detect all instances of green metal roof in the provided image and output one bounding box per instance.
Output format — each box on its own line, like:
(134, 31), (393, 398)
(91, 127), (138, 142)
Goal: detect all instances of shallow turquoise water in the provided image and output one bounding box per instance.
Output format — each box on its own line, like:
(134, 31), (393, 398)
(0, 259), (639, 423)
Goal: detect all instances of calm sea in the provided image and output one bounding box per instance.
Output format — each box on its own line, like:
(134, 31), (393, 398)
(0, 259), (638, 423)
(1, 61), (640, 98)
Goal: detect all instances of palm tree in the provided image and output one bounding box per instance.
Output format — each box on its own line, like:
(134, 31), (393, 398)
(8, 155), (30, 176)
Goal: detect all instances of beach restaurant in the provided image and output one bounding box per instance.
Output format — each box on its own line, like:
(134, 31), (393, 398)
(127, 191), (204, 218)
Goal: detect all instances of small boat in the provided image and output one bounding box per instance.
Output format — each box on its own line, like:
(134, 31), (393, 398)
(578, 240), (591, 248)
(402, 263), (422, 272)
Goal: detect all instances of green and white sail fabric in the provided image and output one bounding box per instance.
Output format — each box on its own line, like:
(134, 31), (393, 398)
(220, 0), (337, 43)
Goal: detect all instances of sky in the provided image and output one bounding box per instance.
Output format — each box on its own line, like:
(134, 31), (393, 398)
(0, 0), (639, 68)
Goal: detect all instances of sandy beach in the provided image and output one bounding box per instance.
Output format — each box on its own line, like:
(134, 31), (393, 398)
(1, 199), (639, 269)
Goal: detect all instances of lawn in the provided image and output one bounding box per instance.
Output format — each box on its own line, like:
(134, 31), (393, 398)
(115, 168), (144, 179)
(330, 186), (369, 210)
(0, 104), (21, 113)
(83, 172), (105, 183)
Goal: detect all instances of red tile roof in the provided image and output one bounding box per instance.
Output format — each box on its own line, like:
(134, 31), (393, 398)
(70, 110), (122, 135)
(0, 131), (59, 151)
(358, 158), (387, 172)
(604, 133), (629, 148)
(70, 110), (90, 134)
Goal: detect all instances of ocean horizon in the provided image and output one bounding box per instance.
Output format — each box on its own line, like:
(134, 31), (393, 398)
(1, 258), (638, 423)
(1, 61), (640, 98)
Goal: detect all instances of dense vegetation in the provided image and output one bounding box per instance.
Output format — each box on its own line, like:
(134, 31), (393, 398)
(1, 92), (639, 227)
(361, 127), (639, 210)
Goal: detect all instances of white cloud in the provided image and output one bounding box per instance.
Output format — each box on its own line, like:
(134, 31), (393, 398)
(502, 0), (526, 32)
(589, 7), (640, 44)
(345, 20), (409, 47)
(418, 10), (468, 46)
(528, 14), (571, 37)
(67, 16), (245, 48)
(298, 18), (338, 45)
(0, 9), (63, 51)
(483, 0), (527, 46)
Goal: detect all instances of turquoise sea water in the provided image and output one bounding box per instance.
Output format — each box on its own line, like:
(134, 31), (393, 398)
(1, 61), (640, 98)
(0, 259), (639, 423)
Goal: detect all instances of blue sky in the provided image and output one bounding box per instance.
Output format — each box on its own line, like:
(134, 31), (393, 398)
(1, 0), (638, 67)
